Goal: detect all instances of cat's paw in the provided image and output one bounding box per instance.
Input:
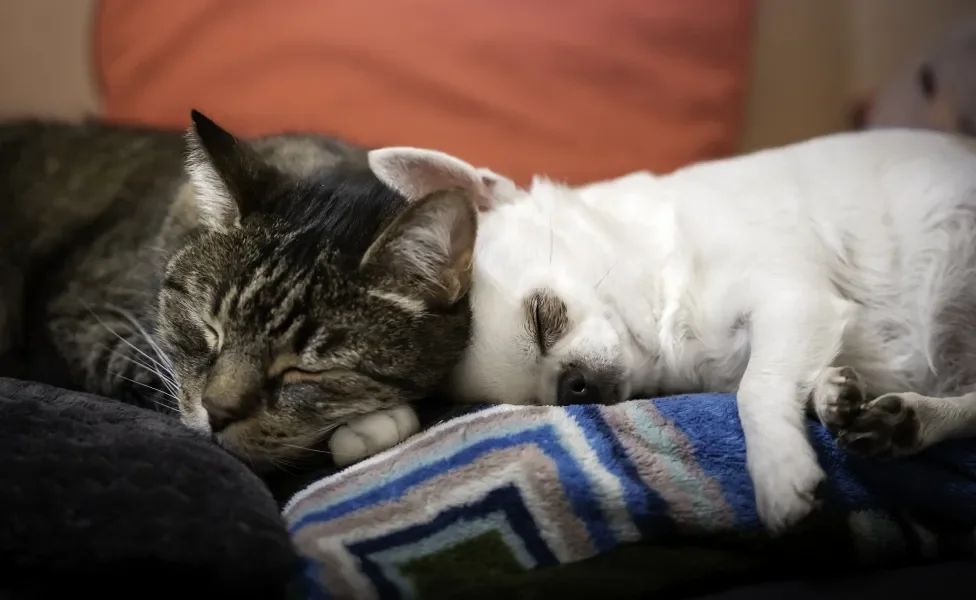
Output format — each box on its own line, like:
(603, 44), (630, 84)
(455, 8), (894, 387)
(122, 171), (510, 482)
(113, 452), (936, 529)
(749, 444), (825, 533)
(836, 392), (921, 458)
(328, 405), (421, 467)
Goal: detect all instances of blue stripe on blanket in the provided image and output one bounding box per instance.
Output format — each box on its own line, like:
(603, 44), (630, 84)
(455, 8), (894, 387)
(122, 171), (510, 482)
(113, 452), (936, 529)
(307, 409), (531, 510)
(301, 558), (331, 600)
(289, 425), (619, 550)
(351, 485), (559, 598)
(806, 417), (881, 513)
(568, 404), (674, 539)
(652, 394), (886, 524)
(650, 394), (760, 526)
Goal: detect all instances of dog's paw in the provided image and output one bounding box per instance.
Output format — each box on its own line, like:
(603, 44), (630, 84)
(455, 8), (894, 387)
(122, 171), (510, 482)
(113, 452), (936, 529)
(749, 445), (825, 533)
(836, 392), (921, 458)
(812, 366), (921, 458)
(811, 366), (866, 433)
(328, 405), (421, 467)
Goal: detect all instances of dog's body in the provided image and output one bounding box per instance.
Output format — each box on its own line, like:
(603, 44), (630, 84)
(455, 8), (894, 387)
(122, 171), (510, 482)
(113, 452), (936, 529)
(462, 129), (976, 404)
(366, 128), (976, 531)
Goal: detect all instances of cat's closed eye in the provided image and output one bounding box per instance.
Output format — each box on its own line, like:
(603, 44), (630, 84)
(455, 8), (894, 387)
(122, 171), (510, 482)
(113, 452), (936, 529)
(280, 366), (338, 384)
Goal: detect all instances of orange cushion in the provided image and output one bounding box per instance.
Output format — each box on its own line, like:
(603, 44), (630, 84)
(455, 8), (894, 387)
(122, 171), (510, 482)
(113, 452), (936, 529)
(95, 0), (755, 185)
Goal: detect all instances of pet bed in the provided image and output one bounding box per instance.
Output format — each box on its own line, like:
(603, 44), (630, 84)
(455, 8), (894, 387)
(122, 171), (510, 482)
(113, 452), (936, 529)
(285, 394), (976, 600)
(0, 377), (300, 599)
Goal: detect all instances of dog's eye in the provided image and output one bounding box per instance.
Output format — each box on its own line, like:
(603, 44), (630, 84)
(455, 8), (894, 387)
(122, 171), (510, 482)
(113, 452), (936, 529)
(533, 303), (549, 352)
(526, 289), (569, 354)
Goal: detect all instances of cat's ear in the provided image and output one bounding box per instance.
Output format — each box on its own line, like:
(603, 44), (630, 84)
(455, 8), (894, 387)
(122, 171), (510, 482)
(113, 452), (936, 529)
(368, 147), (515, 211)
(361, 189), (478, 309)
(184, 109), (269, 232)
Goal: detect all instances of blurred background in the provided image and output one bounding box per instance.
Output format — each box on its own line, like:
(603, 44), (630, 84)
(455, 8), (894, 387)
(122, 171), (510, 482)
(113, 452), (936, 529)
(2, 0), (974, 186)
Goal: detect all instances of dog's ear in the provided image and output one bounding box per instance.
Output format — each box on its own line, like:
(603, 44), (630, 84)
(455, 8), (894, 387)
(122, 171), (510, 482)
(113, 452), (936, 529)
(368, 147), (515, 211)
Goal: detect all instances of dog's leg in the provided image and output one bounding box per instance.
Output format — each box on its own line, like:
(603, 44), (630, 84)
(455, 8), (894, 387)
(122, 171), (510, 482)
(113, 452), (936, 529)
(738, 289), (851, 532)
(811, 370), (976, 457)
(809, 365), (867, 430)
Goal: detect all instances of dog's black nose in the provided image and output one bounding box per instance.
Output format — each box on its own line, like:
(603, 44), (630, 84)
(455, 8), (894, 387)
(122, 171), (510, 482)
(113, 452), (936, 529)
(557, 367), (603, 405)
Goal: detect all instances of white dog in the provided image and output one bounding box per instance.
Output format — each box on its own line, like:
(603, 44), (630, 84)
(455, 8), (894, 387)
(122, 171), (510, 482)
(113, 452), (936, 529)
(333, 129), (976, 532)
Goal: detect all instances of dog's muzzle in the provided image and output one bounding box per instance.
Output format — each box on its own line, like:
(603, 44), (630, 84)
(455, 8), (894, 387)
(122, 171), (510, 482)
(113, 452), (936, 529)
(556, 365), (620, 406)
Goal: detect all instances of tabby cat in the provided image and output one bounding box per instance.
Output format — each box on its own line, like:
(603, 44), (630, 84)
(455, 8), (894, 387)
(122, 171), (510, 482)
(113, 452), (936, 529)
(0, 111), (477, 470)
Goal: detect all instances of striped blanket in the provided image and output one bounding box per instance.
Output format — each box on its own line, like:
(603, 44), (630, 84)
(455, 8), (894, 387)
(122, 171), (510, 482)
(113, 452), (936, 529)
(284, 394), (976, 600)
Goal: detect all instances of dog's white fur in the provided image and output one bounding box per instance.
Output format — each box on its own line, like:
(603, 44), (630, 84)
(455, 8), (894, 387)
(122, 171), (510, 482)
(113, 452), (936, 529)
(361, 129), (976, 532)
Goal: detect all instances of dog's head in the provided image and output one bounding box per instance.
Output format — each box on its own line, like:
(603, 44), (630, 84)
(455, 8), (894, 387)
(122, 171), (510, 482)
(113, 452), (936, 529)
(369, 147), (643, 407)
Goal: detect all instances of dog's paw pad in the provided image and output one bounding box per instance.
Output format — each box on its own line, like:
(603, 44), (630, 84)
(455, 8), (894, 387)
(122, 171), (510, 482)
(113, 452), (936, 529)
(837, 393), (920, 458)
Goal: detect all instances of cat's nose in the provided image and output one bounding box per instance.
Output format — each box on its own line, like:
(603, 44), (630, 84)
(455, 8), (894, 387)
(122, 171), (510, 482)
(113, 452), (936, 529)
(201, 361), (263, 433)
(203, 396), (254, 433)
(557, 366), (615, 405)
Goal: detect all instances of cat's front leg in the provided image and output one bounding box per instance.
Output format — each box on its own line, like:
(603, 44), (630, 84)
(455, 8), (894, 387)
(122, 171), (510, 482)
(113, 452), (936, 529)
(328, 405), (421, 467)
(738, 288), (853, 533)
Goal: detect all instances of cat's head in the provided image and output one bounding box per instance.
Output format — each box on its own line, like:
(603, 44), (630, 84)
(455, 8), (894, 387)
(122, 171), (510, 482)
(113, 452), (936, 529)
(156, 111), (478, 469)
(368, 147), (639, 409)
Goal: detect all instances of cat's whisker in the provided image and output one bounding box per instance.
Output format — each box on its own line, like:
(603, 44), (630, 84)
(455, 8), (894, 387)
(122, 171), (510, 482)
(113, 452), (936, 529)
(321, 421), (344, 434)
(279, 442), (332, 455)
(107, 304), (176, 372)
(153, 399), (179, 413)
(259, 446), (300, 473)
(106, 304), (173, 371)
(109, 348), (179, 391)
(110, 371), (179, 402)
(272, 423), (344, 460)
(93, 333), (181, 402)
(286, 420), (343, 439)
(309, 422), (345, 442)
(274, 453), (301, 467)
(92, 337), (181, 402)
(98, 304), (182, 398)
(272, 461), (297, 475)
(84, 302), (172, 377)
(131, 356), (179, 396)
